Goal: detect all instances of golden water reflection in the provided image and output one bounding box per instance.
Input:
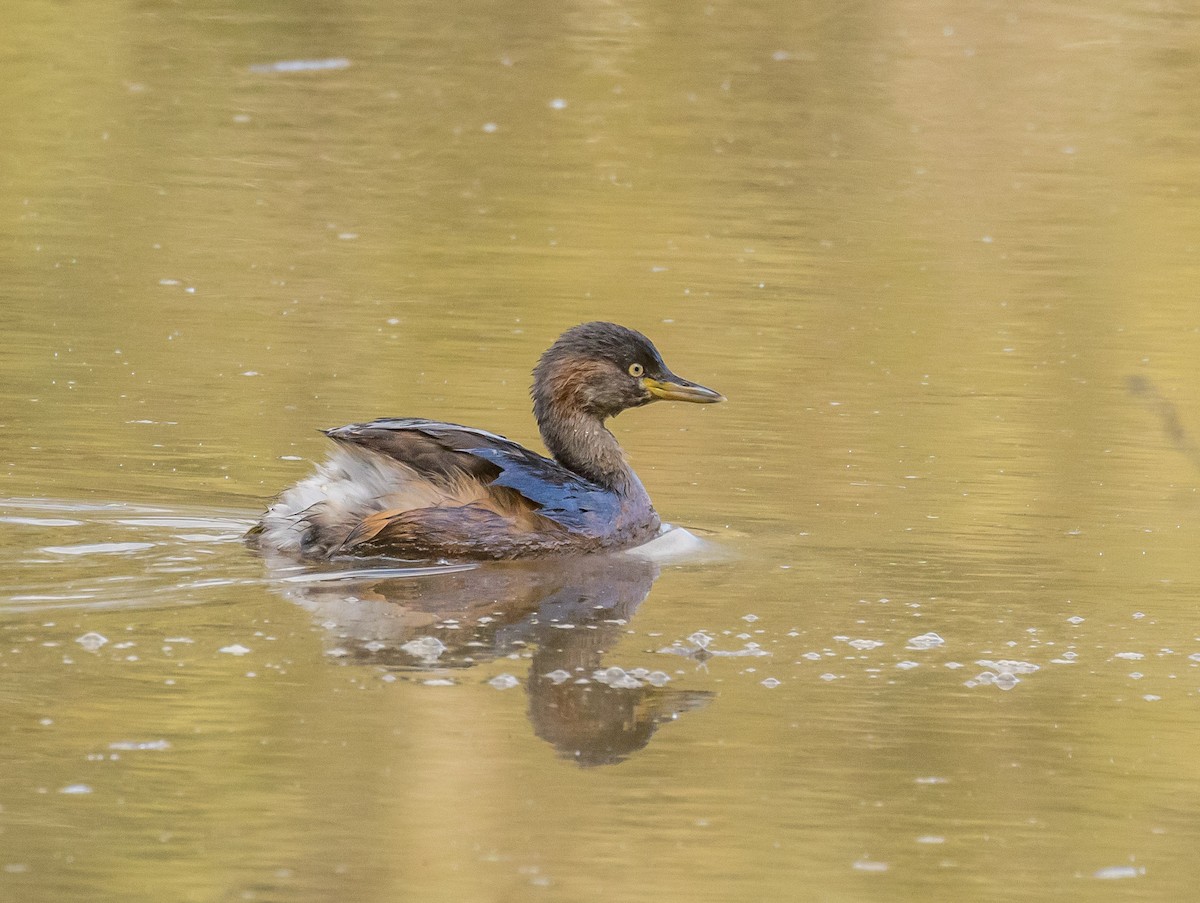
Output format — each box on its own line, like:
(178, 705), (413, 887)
(264, 550), (712, 767)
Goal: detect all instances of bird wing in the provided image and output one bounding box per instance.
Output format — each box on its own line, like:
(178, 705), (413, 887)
(322, 419), (621, 554)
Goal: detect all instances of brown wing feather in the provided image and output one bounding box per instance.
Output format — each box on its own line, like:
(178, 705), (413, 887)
(323, 423), (505, 485)
(320, 420), (572, 559)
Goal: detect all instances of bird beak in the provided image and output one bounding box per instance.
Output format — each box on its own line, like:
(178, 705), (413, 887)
(644, 374), (726, 404)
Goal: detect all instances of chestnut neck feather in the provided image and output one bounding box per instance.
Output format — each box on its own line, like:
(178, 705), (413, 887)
(532, 363), (641, 495)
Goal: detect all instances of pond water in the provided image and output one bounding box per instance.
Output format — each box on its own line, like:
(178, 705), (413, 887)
(4, 1), (1200, 900)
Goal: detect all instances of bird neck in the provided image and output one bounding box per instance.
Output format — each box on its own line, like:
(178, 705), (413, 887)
(536, 404), (643, 496)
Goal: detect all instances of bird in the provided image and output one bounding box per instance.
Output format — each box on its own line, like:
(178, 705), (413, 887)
(248, 321), (724, 561)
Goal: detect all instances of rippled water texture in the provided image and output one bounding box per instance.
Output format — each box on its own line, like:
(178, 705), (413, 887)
(4, 1), (1200, 900)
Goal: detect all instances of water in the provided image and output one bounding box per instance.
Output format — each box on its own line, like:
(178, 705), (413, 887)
(4, 0), (1200, 900)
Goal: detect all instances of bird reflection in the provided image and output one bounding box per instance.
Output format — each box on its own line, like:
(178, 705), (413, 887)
(258, 549), (711, 766)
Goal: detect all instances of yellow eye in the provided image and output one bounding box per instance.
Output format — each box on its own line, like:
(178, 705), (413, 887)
(628, 362), (645, 378)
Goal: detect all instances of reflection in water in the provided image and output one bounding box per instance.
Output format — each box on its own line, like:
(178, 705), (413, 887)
(1127, 374), (1200, 473)
(258, 550), (711, 766)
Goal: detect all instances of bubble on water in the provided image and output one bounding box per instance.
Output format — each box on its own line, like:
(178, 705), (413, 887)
(803, 652), (823, 661)
(218, 644), (251, 656)
(593, 667), (643, 689)
(1093, 865), (1144, 880)
(907, 632), (945, 650)
(1129, 672), (1144, 680)
(59, 784), (92, 795)
(915, 776), (948, 784)
(742, 614), (759, 623)
(646, 671), (671, 687)
(75, 632), (108, 652)
(544, 669), (571, 684)
(895, 661), (920, 670)
(362, 641), (387, 653)
(108, 740), (170, 751)
(721, 642), (769, 658)
(488, 673), (519, 690)
(1143, 694), (1161, 702)
(401, 636), (447, 663)
(944, 662), (964, 670)
(1114, 652), (1144, 660)
(993, 672), (1020, 690)
(548, 98), (567, 110)
(976, 659), (1039, 675)
(847, 639), (883, 651)
(916, 835), (945, 844)
(819, 673), (839, 682)
(423, 678), (454, 687)
(1190, 653), (1200, 662)
(1067, 616), (1085, 625)
(761, 677), (781, 688)
(656, 643), (689, 657)
(659, 631), (766, 660)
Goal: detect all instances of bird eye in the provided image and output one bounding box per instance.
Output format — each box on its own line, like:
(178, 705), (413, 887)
(628, 362), (645, 378)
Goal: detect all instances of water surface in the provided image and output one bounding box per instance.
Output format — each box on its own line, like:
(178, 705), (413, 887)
(4, 1), (1200, 900)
